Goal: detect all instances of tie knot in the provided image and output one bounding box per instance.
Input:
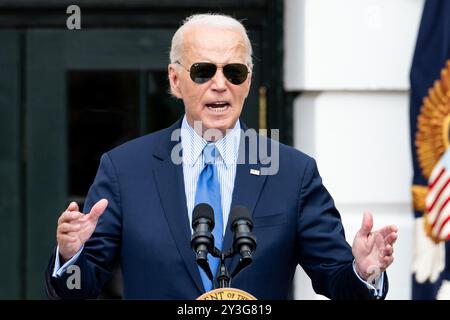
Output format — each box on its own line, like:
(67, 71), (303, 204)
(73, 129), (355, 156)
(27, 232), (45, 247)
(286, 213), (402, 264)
(203, 143), (217, 165)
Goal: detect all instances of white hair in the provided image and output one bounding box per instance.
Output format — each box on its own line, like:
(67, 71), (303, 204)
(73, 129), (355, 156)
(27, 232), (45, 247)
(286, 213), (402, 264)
(170, 13), (253, 68)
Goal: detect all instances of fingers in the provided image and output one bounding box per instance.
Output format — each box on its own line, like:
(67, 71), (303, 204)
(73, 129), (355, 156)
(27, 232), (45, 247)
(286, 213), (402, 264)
(374, 232), (385, 251)
(58, 222), (81, 234)
(56, 229), (79, 253)
(66, 201), (79, 212)
(384, 232), (398, 246)
(57, 234), (81, 259)
(88, 199), (108, 221)
(58, 202), (81, 225)
(56, 233), (77, 244)
(375, 232), (396, 258)
(358, 212), (373, 237)
(375, 226), (398, 249)
(58, 210), (83, 225)
(382, 244), (393, 257)
(378, 237), (394, 270)
(378, 225), (398, 238)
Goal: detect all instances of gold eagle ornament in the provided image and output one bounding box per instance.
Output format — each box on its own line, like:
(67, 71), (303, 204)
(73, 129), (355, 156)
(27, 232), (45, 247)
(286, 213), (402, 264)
(414, 60), (450, 242)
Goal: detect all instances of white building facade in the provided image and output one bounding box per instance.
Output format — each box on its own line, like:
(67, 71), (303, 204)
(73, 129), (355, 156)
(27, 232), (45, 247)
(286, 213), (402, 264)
(284, 0), (426, 300)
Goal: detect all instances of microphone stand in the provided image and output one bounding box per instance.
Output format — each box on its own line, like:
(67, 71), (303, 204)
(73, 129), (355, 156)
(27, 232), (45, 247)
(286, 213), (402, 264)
(211, 247), (233, 288)
(210, 247), (253, 289)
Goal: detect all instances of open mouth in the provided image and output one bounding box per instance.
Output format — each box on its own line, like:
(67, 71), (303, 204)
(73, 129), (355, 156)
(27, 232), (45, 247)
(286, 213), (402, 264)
(205, 101), (231, 112)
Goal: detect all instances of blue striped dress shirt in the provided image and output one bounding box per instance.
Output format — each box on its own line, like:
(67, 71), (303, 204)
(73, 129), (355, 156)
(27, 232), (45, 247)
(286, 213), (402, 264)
(180, 116), (241, 235)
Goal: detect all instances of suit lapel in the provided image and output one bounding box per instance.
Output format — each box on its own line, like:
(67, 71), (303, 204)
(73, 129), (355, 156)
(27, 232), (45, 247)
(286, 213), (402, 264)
(152, 120), (204, 294)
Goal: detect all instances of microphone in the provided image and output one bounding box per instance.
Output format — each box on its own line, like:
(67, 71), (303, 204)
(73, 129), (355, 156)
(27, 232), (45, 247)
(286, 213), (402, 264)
(229, 206), (256, 277)
(191, 203), (215, 280)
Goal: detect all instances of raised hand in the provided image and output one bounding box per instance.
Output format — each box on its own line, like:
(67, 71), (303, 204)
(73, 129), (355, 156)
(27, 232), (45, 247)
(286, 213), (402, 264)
(352, 212), (398, 280)
(56, 199), (108, 262)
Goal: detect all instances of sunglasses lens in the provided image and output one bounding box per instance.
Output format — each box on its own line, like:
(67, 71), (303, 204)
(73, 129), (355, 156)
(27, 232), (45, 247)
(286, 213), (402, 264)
(223, 64), (249, 85)
(190, 63), (217, 84)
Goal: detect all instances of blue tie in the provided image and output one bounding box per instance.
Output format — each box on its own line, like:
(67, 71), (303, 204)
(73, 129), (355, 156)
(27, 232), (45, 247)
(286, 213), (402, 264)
(195, 143), (223, 292)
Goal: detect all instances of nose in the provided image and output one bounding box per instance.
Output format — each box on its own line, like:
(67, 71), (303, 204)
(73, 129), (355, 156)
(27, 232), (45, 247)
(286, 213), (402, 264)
(210, 66), (227, 93)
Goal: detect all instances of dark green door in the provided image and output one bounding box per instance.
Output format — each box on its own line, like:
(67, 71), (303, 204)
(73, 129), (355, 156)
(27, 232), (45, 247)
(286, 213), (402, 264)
(0, 30), (22, 299)
(26, 28), (261, 298)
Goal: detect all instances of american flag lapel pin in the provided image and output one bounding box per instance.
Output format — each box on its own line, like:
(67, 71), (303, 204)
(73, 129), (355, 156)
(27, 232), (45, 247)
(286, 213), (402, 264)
(250, 169), (260, 176)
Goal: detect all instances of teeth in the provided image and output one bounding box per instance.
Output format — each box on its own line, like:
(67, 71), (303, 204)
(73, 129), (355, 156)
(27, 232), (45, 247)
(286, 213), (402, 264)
(207, 105), (229, 112)
(206, 102), (230, 112)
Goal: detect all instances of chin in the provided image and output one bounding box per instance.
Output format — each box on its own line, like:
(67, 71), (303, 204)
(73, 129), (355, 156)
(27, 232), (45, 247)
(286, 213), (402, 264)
(200, 118), (235, 139)
(207, 118), (236, 131)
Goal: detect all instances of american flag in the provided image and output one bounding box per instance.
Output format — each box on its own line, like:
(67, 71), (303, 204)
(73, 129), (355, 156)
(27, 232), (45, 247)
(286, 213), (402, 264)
(425, 149), (450, 242)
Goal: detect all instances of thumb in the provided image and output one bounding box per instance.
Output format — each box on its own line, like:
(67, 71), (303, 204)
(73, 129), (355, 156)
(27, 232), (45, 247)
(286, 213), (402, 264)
(66, 201), (79, 212)
(88, 199), (108, 220)
(358, 211), (373, 237)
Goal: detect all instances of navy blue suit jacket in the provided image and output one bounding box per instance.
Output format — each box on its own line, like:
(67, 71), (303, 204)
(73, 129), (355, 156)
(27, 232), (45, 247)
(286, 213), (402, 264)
(46, 119), (387, 299)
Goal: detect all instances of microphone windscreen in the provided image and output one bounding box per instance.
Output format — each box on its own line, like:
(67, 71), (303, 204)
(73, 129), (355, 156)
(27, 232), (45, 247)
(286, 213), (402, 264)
(229, 206), (251, 227)
(192, 203), (215, 223)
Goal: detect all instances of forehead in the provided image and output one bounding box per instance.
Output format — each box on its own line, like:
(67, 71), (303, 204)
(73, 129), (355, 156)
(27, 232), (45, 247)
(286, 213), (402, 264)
(182, 26), (248, 63)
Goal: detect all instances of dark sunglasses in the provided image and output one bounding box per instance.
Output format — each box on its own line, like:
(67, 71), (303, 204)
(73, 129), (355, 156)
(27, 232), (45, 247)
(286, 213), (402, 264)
(175, 61), (250, 85)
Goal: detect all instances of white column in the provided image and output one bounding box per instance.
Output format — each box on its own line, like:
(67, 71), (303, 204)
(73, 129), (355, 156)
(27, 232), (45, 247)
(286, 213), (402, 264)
(284, 0), (425, 300)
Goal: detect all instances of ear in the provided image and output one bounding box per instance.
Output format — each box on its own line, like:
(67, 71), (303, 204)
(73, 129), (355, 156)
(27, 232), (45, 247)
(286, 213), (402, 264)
(168, 64), (183, 98)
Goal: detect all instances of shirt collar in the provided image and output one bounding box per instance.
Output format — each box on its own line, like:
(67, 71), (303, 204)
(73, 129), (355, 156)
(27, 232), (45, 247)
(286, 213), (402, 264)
(180, 115), (240, 168)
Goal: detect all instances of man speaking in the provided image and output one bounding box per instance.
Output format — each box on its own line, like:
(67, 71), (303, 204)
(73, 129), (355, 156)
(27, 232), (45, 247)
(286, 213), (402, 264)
(46, 13), (398, 299)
